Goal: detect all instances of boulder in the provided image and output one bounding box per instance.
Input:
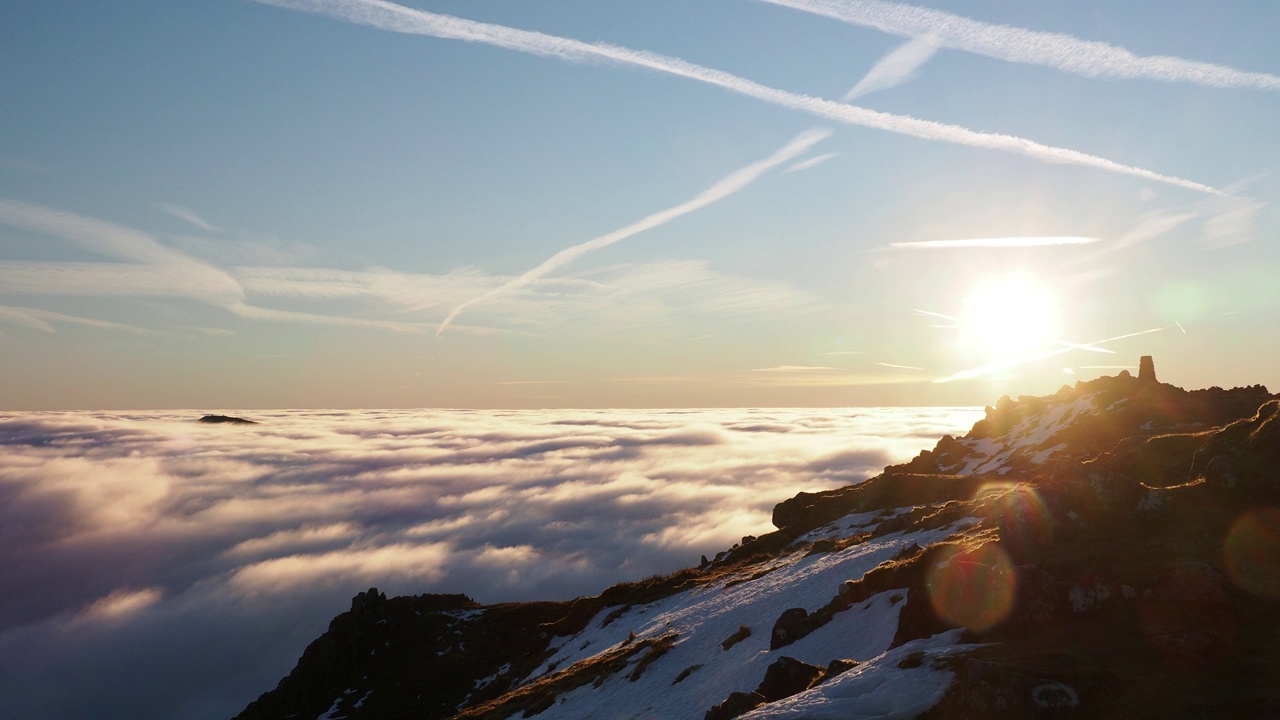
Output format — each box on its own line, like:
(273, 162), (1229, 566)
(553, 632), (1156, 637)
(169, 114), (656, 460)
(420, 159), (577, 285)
(822, 658), (859, 681)
(961, 658), (1077, 716)
(770, 608), (811, 650)
(704, 691), (765, 720)
(755, 656), (824, 702)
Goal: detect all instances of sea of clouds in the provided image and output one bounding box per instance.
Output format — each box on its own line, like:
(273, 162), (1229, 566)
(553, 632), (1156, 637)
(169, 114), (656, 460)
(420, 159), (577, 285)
(0, 407), (982, 720)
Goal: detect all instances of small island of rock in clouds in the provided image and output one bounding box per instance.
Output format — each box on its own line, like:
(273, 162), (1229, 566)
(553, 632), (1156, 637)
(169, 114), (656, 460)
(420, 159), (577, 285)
(237, 359), (1280, 720)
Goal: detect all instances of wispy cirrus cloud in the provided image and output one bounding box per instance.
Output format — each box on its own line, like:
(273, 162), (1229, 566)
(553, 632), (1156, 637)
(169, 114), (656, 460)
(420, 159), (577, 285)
(750, 365), (839, 372)
(170, 232), (317, 266)
(0, 198), (243, 304)
(0, 199), (504, 335)
(436, 128), (832, 335)
(0, 305), (152, 334)
(0, 197), (823, 338)
(235, 259), (821, 333)
(763, 0), (1280, 92)
(844, 33), (940, 100)
(889, 236), (1101, 250)
(251, 0), (1222, 195)
(154, 203), (220, 233)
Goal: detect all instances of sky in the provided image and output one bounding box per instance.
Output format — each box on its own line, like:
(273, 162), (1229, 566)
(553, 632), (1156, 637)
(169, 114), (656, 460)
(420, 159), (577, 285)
(2, 0), (1279, 409)
(0, 406), (979, 719)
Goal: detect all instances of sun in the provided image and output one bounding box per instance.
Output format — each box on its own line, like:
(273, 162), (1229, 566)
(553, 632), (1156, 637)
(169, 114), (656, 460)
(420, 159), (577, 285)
(958, 273), (1062, 362)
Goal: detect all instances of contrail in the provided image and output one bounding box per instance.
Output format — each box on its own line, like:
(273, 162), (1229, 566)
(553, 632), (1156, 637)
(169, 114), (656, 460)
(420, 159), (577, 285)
(1051, 340), (1115, 355)
(877, 362), (926, 371)
(252, 0), (1222, 195)
(934, 326), (1166, 383)
(844, 33), (940, 100)
(782, 152), (837, 174)
(435, 128), (831, 336)
(762, 0), (1280, 92)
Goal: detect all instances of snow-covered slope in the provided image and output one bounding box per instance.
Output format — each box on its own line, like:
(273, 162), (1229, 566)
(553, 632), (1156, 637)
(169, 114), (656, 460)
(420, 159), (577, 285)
(235, 364), (1280, 720)
(508, 519), (972, 720)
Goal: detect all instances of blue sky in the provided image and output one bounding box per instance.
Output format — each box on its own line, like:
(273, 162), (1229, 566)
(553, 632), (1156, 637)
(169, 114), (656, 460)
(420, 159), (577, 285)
(2, 0), (1278, 408)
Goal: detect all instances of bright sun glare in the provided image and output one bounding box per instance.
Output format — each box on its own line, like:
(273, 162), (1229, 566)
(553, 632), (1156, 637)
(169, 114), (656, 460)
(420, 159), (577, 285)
(958, 273), (1062, 362)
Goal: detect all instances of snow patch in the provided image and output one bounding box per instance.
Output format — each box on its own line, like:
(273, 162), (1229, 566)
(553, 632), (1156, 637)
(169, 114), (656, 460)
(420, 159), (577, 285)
(742, 630), (974, 720)
(951, 394), (1099, 475)
(525, 525), (968, 719)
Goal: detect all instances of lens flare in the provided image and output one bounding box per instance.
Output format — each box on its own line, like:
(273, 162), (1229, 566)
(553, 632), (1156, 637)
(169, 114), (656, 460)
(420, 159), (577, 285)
(974, 483), (1053, 556)
(1224, 507), (1280, 597)
(926, 542), (1016, 632)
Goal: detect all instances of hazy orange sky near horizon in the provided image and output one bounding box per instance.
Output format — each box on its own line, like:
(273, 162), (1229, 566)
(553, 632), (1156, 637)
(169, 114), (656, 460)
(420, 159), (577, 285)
(2, 1), (1278, 409)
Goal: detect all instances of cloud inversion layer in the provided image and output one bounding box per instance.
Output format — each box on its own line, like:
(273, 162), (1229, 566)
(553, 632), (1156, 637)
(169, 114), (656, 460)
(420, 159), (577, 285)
(0, 407), (981, 720)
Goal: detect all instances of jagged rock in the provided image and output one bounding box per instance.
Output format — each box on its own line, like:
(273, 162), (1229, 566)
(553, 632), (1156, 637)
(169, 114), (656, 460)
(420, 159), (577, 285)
(1202, 454), (1242, 490)
(822, 658), (860, 680)
(772, 473), (987, 531)
(1038, 461), (1143, 527)
(1099, 432), (1208, 488)
(704, 691), (765, 720)
(809, 538), (838, 554)
(898, 651), (926, 669)
(1187, 399), (1280, 497)
(958, 659), (1078, 716)
(755, 656), (824, 702)
(769, 607), (811, 650)
(350, 587), (387, 619)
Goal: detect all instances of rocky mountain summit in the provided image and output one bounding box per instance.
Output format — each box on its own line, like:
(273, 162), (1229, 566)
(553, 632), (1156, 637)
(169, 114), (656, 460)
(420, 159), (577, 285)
(235, 359), (1280, 719)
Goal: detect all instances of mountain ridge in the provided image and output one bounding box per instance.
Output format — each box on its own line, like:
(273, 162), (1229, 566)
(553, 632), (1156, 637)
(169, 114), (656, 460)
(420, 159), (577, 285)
(234, 360), (1280, 719)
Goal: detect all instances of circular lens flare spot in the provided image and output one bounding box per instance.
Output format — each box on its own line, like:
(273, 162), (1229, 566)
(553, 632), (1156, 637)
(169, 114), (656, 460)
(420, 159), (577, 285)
(1224, 508), (1280, 597)
(926, 542), (1016, 632)
(974, 483), (1053, 554)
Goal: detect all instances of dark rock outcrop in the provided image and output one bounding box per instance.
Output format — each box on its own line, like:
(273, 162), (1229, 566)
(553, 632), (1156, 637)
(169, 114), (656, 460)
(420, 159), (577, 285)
(755, 656), (824, 702)
(198, 414), (258, 424)
(233, 593), (564, 720)
(704, 691), (765, 720)
(769, 607), (812, 650)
